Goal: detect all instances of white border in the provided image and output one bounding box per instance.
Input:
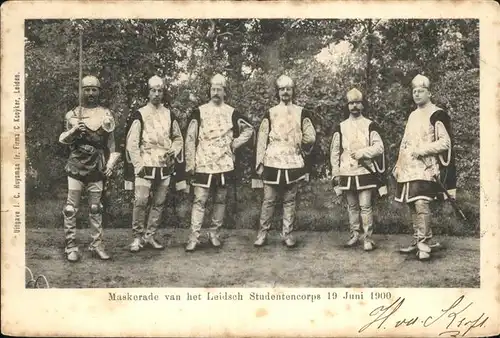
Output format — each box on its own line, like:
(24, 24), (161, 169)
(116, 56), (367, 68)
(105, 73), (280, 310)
(1, 1), (499, 337)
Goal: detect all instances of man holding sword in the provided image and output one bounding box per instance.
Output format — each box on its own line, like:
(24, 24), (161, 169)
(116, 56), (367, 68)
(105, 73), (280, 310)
(59, 75), (119, 262)
(393, 74), (456, 261)
(330, 88), (386, 251)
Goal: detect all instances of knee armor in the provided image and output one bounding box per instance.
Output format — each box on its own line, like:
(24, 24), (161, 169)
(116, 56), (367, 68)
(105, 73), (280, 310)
(63, 204), (77, 218)
(89, 203), (103, 214)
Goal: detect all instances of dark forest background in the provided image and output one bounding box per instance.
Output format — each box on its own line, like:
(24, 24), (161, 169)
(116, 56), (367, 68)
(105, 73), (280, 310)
(24, 19), (479, 233)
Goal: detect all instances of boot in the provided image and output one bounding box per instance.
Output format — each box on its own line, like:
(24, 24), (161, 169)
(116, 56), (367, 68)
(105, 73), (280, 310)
(399, 239), (418, 254)
(66, 250), (80, 262)
(90, 246), (110, 260)
(283, 234), (296, 248)
(208, 232), (222, 248)
(254, 230), (268, 247)
(144, 236), (164, 250)
(185, 233), (199, 252)
(129, 238), (144, 253)
(416, 241), (432, 261)
(400, 238), (438, 254)
(363, 239), (375, 251)
(344, 231), (360, 247)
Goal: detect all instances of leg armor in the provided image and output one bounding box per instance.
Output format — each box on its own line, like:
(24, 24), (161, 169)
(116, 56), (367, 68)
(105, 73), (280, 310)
(87, 181), (104, 249)
(63, 184), (82, 254)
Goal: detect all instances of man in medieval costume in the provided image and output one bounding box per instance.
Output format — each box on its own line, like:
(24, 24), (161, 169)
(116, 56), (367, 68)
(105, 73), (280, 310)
(393, 74), (456, 261)
(59, 75), (120, 262)
(125, 75), (186, 253)
(330, 88), (386, 251)
(184, 73), (254, 252)
(252, 75), (316, 248)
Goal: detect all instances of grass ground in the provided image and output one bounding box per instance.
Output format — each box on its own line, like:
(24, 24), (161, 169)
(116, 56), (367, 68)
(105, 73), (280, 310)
(26, 228), (480, 288)
(28, 179), (480, 236)
(26, 179), (480, 288)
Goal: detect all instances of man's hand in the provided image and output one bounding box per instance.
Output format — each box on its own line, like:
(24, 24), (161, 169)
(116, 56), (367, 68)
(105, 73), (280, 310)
(104, 166), (113, 177)
(256, 165), (264, 177)
(410, 147), (423, 159)
(134, 165), (144, 176)
(165, 148), (176, 158)
(76, 121), (87, 133)
(350, 150), (364, 160)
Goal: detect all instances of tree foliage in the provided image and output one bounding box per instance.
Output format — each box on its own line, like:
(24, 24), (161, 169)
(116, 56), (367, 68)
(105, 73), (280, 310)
(25, 19), (479, 198)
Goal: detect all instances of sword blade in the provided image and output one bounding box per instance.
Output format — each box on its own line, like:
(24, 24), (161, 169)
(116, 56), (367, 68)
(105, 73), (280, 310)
(434, 176), (468, 222)
(78, 29), (83, 121)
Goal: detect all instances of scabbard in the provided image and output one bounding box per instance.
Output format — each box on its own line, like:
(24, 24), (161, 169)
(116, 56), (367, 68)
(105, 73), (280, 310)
(359, 160), (387, 197)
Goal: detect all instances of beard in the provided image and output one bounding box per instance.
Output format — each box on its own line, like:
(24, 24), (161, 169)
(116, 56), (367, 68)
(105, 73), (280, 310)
(83, 95), (98, 106)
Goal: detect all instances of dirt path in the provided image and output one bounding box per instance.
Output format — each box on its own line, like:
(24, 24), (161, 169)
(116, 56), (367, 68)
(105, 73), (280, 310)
(26, 229), (480, 288)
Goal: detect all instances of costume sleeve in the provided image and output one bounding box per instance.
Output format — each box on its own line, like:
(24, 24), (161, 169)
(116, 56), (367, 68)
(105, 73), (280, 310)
(418, 121), (451, 156)
(59, 111), (78, 144)
(106, 131), (121, 169)
(330, 127), (341, 178)
(359, 130), (384, 159)
(231, 112), (254, 150)
(301, 117), (316, 155)
(255, 117), (270, 171)
(171, 119), (184, 161)
(184, 113), (199, 173)
(126, 120), (143, 173)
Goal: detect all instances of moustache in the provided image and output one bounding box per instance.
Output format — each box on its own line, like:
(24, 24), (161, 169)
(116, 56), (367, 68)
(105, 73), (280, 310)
(212, 94), (221, 99)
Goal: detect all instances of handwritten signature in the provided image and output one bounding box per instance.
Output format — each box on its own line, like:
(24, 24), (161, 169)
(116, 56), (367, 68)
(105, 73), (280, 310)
(358, 296), (489, 337)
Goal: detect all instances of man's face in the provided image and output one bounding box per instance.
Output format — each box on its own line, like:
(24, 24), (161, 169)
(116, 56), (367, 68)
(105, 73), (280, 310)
(210, 85), (225, 104)
(348, 100), (363, 114)
(412, 87), (431, 106)
(83, 87), (99, 106)
(278, 86), (293, 103)
(148, 86), (164, 106)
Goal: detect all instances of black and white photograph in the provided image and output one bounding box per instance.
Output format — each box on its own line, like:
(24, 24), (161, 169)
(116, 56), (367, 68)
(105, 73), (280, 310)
(2, 1), (498, 337)
(23, 17), (480, 288)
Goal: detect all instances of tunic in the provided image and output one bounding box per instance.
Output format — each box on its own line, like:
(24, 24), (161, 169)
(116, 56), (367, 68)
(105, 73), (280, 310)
(253, 103), (316, 186)
(126, 103), (183, 180)
(185, 102), (254, 188)
(393, 104), (454, 202)
(330, 115), (385, 191)
(59, 106), (116, 183)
